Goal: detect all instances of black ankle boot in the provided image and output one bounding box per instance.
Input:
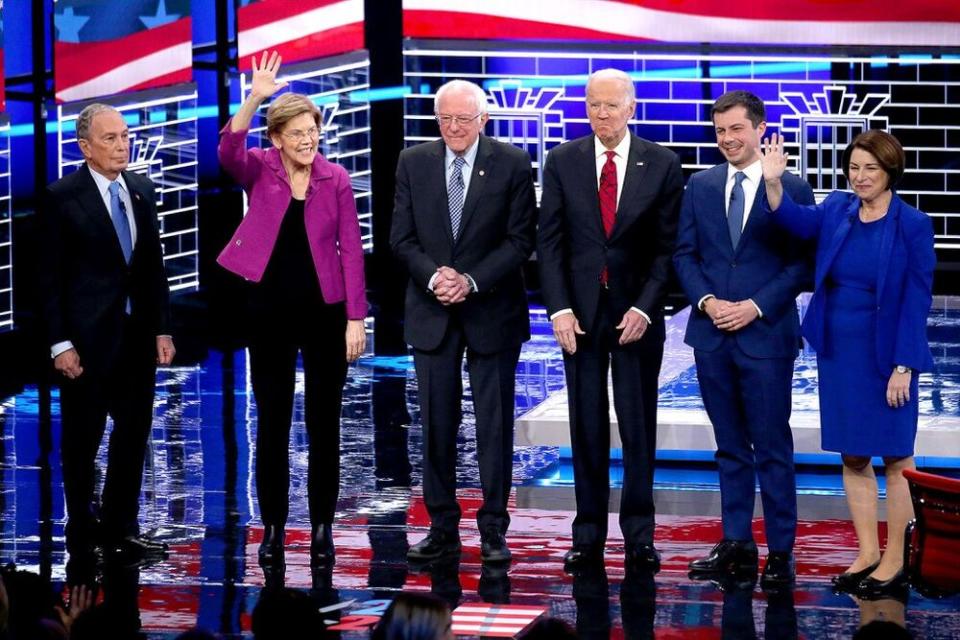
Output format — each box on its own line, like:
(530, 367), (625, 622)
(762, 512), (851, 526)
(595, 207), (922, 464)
(258, 525), (285, 568)
(310, 523), (335, 568)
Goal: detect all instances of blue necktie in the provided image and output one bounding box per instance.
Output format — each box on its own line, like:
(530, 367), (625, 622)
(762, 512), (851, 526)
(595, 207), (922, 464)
(728, 171), (747, 248)
(448, 156), (466, 241)
(109, 181), (133, 263)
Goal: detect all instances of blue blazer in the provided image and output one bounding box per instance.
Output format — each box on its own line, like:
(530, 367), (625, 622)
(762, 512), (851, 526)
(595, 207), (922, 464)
(770, 190), (935, 375)
(674, 164), (815, 358)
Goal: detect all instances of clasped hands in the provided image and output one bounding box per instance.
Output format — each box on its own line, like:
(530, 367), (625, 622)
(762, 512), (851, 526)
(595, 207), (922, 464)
(552, 309), (648, 355)
(704, 298), (758, 332)
(432, 266), (471, 305)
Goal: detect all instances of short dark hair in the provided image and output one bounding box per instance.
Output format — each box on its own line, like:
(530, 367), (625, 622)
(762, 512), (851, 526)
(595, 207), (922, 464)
(371, 592), (451, 640)
(841, 129), (906, 188)
(711, 90), (765, 127)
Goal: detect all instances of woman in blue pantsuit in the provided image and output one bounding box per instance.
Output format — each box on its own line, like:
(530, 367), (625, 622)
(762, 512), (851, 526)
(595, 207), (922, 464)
(762, 130), (935, 599)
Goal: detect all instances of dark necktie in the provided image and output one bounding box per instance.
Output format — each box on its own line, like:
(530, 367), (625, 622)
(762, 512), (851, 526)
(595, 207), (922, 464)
(109, 181), (133, 263)
(599, 150), (617, 285)
(728, 171), (747, 248)
(448, 156), (466, 241)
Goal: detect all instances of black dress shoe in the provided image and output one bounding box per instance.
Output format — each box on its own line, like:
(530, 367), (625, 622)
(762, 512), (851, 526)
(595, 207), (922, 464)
(408, 531), (461, 561)
(258, 525), (285, 568)
(625, 544), (661, 573)
(856, 570), (909, 600)
(310, 523), (336, 568)
(689, 540), (758, 576)
(563, 546), (603, 572)
(760, 552), (795, 591)
(480, 529), (512, 563)
(831, 561), (880, 593)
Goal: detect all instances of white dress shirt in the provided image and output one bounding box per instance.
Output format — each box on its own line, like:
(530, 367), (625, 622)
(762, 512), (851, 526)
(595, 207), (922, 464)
(428, 136), (481, 293)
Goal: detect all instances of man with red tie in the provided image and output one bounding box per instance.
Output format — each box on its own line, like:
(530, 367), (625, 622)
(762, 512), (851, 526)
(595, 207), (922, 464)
(538, 69), (684, 573)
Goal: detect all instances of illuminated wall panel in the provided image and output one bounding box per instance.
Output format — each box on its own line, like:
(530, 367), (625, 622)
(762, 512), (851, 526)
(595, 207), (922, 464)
(404, 45), (960, 252)
(0, 117), (11, 332)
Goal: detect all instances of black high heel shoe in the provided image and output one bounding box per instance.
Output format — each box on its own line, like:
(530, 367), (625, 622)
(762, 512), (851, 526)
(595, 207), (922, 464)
(310, 523), (335, 568)
(258, 524), (285, 568)
(856, 569), (909, 600)
(831, 561), (881, 593)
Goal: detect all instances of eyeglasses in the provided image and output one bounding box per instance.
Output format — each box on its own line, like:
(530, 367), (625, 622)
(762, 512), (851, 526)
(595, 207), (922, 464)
(281, 127), (320, 141)
(435, 113), (482, 127)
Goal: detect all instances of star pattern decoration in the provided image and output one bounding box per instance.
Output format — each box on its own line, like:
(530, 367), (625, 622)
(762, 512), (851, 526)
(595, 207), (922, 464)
(55, 6), (90, 44)
(140, 0), (182, 30)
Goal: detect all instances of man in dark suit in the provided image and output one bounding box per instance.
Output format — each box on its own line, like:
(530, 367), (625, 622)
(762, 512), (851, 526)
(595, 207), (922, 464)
(673, 90), (815, 590)
(38, 104), (175, 570)
(538, 69), (684, 573)
(391, 80), (537, 564)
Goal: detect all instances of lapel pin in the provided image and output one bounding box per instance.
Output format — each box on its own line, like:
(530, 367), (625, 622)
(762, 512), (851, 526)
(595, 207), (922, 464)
(479, 170), (485, 176)
(636, 162), (644, 166)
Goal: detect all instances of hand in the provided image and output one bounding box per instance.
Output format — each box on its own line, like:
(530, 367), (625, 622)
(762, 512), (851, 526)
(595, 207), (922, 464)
(433, 266), (469, 305)
(761, 132), (788, 183)
(345, 319), (366, 363)
(54, 348), (83, 379)
(887, 369), (912, 408)
(712, 300), (758, 332)
(55, 584), (95, 633)
(156, 336), (176, 365)
(616, 309), (649, 345)
(249, 51), (289, 101)
(552, 312), (585, 355)
(702, 297), (731, 322)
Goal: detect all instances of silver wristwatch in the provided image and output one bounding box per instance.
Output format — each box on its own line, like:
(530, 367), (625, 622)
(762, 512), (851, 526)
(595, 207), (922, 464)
(895, 365), (911, 374)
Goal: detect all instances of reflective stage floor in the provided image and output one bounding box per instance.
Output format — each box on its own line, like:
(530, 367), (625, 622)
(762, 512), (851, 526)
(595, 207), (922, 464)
(2, 300), (960, 638)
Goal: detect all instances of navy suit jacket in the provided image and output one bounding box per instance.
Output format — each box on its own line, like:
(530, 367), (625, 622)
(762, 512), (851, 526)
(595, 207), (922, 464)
(390, 135), (537, 354)
(770, 190), (935, 375)
(674, 164), (815, 358)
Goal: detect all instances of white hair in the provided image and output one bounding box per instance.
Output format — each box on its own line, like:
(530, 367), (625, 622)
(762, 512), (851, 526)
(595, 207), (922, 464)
(586, 68), (636, 103)
(434, 80), (489, 115)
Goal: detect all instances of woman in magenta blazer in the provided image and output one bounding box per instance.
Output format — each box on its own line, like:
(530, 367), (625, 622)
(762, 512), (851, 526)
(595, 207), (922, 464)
(217, 51), (367, 573)
(763, 130), (934, 599)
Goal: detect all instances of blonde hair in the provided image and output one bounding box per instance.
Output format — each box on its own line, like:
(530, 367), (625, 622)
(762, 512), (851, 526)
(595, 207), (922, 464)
(265, 93), (321, 139)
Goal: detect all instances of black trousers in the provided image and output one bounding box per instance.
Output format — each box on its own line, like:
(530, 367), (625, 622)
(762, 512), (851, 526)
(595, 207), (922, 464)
(564, 291), (663, 548)
(249, 302), (347, 528)
(60, 319), (157, 552)
(413, 321), (521, 536)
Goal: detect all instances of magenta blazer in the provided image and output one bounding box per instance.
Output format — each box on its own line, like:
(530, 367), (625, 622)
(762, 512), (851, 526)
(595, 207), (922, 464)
(217, 122), (367, 320)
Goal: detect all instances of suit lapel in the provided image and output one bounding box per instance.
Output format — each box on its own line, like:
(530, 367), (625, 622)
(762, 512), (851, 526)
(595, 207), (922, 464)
(576, 137), (607, 242)
(735, 177), (764, 255)
(457, 136), (493, 241)
(76, 166), (128, 265)
(876, 194), (901, 296)
(817, 197), (859, 289)
(703, 165), (735, 258)
(123, 170), (152, 258)
(608, 134), (651, 243)
(428, 140), (455, 247)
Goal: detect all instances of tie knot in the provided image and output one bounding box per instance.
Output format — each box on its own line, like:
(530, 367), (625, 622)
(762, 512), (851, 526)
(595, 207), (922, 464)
(109, 181), (120, 196)
(453, 156), (466, 170)
(604, 150), (617, 162)
(734, 171), (746, 185)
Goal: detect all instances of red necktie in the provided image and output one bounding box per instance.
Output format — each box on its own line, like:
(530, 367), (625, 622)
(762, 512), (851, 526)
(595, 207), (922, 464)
(599, 150), (617, 284)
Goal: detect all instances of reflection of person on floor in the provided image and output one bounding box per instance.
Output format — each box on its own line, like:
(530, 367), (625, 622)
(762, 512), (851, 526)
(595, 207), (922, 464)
(763, 130), (934, 599)
(674, 90), (815, 591)
(853, 595), (911, 640)
(391, 79), (537, 565)
(538, 68), (684, 574)
(718, 581), (798, 640)
(217, 51), (368, 573)
(38, 103), (175, 568)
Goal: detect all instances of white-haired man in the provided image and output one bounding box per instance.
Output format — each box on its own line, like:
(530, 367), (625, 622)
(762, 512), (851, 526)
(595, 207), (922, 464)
(391, 79), (537, 564)
(538, 68), (684, 573)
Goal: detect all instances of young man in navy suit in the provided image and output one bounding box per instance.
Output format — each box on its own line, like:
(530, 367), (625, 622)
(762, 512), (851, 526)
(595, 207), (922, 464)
(673, 91), (815, 590)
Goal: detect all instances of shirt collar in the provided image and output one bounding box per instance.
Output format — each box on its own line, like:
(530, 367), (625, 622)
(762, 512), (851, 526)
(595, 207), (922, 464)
(594, 133), (631, 160)
(445, 136), (481, 169)
(88, 164), (129, 197)
(727, 158), (762, 184)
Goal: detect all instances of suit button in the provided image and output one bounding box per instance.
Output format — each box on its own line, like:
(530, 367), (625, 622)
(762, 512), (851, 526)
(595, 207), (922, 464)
(731, 262), (736, 268)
